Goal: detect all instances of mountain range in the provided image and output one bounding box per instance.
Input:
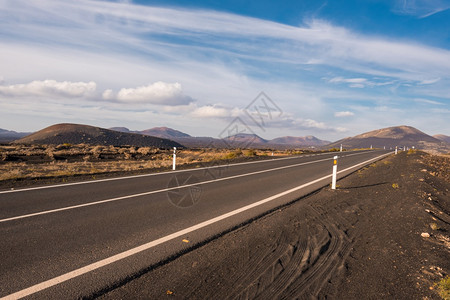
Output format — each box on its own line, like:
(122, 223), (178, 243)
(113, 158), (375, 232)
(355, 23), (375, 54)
(109, 126), (330, 148)
(14, 124), (182, 148)
(3, 124), (449, 151)
(328, 125), (445, 149)
(0, 128), (31, 143)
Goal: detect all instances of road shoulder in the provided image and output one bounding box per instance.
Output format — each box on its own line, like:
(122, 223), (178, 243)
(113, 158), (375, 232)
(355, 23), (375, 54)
(99, 151), (450, 299)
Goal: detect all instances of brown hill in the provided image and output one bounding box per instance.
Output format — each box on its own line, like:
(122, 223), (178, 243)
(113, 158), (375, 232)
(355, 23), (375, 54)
(269, 136), (330, 147)
(433, 134), (450, 144)
(140, 127), (191, 139)
(328, 125), (443, 149)
(15, 124), (183, 148)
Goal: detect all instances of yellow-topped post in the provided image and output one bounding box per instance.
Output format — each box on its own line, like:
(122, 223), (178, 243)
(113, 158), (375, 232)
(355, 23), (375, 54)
(332, 155), (338, 190)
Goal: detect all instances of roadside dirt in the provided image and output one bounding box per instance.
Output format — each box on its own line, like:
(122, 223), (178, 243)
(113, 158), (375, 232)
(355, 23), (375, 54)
(97, 151), (450, 299)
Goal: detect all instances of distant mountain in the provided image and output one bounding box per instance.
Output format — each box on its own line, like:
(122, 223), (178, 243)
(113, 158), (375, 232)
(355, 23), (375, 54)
(433, 134), (450, 144)
(0, 128), (32, 143)
(141, 127), (191, 139)
(222, 133), (268, 146)
(110, 126), (328, 148)
(109, 127), (133, 133)
(270, 136), (330, 147)
(328, 125), (443, 149)
(15, 123), (183, 148)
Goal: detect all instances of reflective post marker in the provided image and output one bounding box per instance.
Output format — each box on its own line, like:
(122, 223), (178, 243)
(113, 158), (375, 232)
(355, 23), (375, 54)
(331, 155), (338, 190)
(172, 147), (176, 170)
(340, 144), (343, 152)
(395, 146), (398, 155)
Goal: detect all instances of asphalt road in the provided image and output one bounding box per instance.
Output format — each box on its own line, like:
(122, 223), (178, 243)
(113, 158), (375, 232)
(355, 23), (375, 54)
(0, 149), (392, 299)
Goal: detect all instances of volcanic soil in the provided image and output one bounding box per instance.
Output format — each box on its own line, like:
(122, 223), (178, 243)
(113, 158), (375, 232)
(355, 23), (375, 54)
(99, 151), (450, 299)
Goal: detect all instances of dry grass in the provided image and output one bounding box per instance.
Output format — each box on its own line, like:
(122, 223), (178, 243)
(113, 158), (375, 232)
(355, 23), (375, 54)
(0, 144), (293, 181)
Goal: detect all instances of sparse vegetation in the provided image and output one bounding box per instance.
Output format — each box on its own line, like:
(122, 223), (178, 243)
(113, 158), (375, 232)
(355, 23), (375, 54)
(0, 144), (296, 181)
(243, 149), (257, 157)
(407, 149), (417, 155)
(430, 222), (441, 231)
(392, 183), (399, 189)
(436, 276), (450, 300)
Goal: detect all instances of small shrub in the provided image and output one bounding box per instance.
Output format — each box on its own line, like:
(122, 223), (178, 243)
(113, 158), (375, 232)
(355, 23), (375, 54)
(222, 150), (242, 160)
(436, 276), (450, 300)
(243, 149), (257, 157)
(46, 147), (55, 160)
(392, 183), (399, 189)
(137, 147), (152, 156)
(430, 222), (440, 231)
(91, 146), (103, 159)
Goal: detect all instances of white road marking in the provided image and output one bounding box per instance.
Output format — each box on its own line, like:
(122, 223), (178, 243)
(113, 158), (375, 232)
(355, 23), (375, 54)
(0, 150), (380, 223)
(0, 150), (371, 195)
(0, 152), (391, 300)
(0, 157), (332, 223)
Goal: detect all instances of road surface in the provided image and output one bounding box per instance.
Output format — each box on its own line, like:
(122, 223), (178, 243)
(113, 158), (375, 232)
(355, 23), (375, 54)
(0, 149), (391, 299)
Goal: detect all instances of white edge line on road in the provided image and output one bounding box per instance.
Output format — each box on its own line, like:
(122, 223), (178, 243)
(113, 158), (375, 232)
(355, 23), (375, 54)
(0, 156), (335, 223)
(0, 150), (382, 223)
(0, 150), (373, 195)
(1, 152), (391, 300)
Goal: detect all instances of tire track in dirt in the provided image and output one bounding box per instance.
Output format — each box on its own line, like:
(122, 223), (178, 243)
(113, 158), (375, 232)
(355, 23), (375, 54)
(279, 207), (350, 299)
(227, 231), (308, 299)
(212, 204), (357, 300)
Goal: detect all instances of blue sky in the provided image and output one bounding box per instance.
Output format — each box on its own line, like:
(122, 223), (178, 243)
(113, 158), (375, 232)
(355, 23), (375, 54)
(0, 0), (449, 140)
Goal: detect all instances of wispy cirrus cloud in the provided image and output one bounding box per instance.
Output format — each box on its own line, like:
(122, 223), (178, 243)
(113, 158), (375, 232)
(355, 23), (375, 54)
(393, 0), (450, 18)
(0, 0), (448, 138)
(2, 0), (450, 83)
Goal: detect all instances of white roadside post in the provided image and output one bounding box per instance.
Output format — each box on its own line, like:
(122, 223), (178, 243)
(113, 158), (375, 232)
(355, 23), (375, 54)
(331, 155), (338, 190)
(172, 147), (176, 170)
(340, 144), (343, 152)
(395, 146), (398, 155)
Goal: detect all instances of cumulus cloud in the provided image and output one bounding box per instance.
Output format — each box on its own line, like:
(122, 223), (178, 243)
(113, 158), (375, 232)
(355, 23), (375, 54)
(335, 111), (355, 117)
(190, 105), (237, 118)
(0, 80), (96, 98)
(106, 82), (194, 106)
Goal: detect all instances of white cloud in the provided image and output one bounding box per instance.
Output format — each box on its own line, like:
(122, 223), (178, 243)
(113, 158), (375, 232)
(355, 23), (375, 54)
(414, 98), (444, 105)
(393, 0), (450, 18)
(419, 78), (441, 85)
(190, 105), (236, 118)
(3, 1), (450, 82)
(334, 111), (355, 117)
(0, 0), (448, 140)
(110, 82), (194, 105)
(102, 89), (114, 100)
(329, 77), (367, 84)
(349, 84), (365, 89)
(0, 80), (96, 98)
